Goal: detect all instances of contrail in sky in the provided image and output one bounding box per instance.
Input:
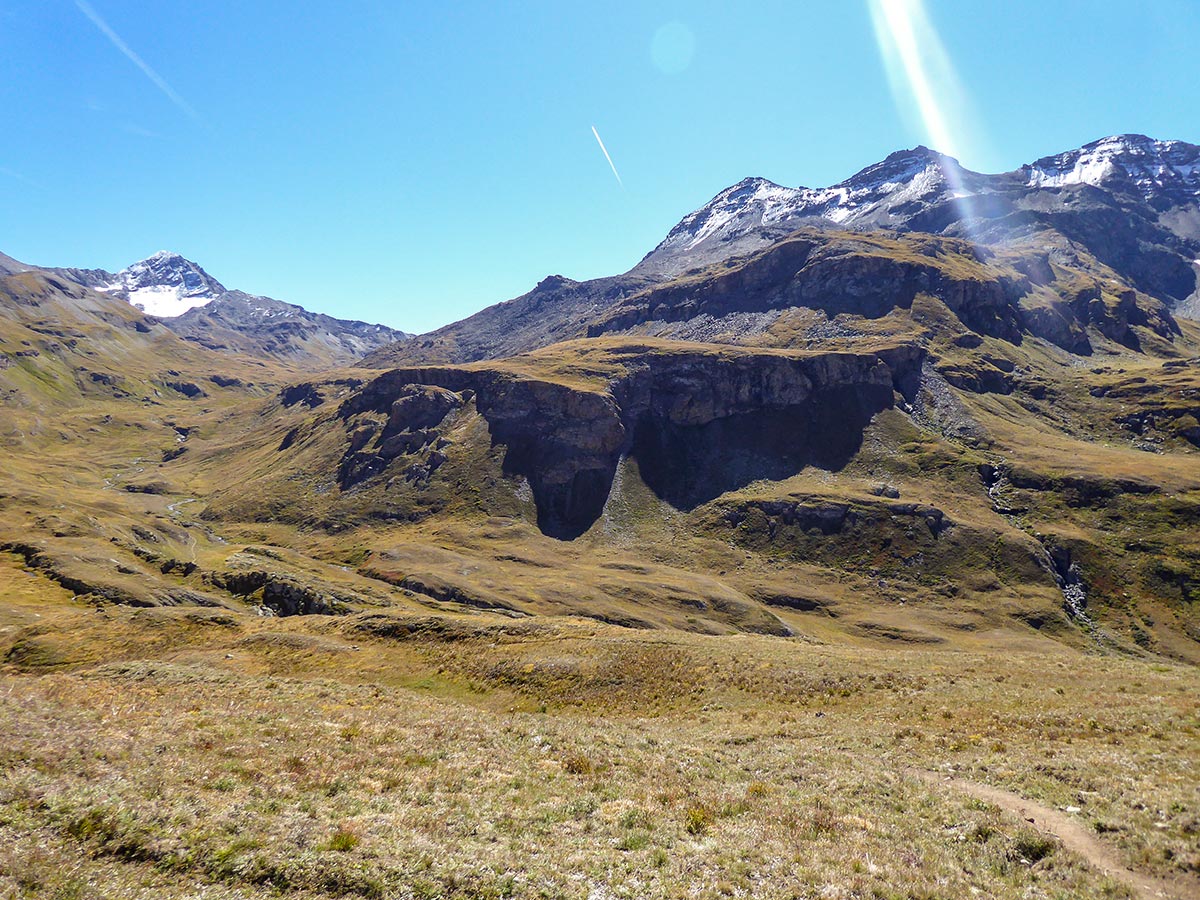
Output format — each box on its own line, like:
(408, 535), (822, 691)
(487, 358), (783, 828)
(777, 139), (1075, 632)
(75, 0), (201, 121)
(591, 125), (624, 188)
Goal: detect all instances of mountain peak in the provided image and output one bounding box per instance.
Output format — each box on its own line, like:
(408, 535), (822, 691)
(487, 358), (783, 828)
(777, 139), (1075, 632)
(1026, 134), (1200, 198)
(726, 175), (783, 191)
(886, 144), (940, 161)
(0, 250), (33, 277)
(123, 250), (221, 285)
(1082, 133), (1167, 154)
(534, 274), (578, 292)
(700, 177), (791, 208)
(839, 145), (962, 193)
(97, 252), (227, 318)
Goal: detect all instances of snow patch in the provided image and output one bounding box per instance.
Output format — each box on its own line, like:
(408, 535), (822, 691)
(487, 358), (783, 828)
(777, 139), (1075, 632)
(1027, 154), (1117, 188)
(100, 284), (215, 318)
(98, 250), (225, 319)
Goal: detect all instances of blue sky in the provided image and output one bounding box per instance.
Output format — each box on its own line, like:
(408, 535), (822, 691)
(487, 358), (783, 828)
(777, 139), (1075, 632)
(2, 1), (1198, 333)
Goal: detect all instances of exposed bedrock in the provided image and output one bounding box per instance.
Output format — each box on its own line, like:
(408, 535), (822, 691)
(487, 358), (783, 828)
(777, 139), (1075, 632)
(581, 231), (1184, 355)
(339, 345), (923, 539)
(1065, 284), (1180, 350)
(587, 238), (1030, 343)
(1036, 205), (1199, 304)
(473, 377), (627, 540)
(610, 351), (899, 511)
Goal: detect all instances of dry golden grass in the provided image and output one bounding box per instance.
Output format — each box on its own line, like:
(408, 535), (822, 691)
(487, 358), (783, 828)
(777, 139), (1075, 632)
(2, 569), (1198, 899)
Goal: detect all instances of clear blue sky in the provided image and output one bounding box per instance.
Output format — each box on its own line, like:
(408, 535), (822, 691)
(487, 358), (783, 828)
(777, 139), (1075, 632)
(2, 1), (1197, 333)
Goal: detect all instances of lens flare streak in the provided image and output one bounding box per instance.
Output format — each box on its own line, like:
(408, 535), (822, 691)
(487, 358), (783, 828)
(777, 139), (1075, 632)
(868, 0), (980, 232)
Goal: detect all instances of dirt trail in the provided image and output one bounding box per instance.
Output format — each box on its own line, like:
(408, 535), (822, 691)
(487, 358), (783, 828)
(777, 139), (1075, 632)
(915, 770), (1199, 900)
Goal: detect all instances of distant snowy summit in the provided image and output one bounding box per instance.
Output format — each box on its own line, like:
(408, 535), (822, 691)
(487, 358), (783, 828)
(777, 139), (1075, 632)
(1024, 134), (1200, 199)
(636, 134), (1200, 278)
(95, 250), (226, 318)
(41, 250), (409, 366)
(653, 146), (964, 249)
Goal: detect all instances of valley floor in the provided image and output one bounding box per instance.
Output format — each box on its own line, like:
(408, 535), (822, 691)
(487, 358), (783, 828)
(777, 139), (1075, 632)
(2, 573), (1197, 900)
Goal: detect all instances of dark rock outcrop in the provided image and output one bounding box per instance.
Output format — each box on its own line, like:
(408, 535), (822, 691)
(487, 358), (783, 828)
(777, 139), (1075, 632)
(281, 383), (326, 408)
(720, 497), (950, 539)
(165, 380), (206, 398)
(589, 235), (1030, 344)
(207, 568), (353, 616)
(1063, 284), (1180, 350)
(336, 343), (923, 539)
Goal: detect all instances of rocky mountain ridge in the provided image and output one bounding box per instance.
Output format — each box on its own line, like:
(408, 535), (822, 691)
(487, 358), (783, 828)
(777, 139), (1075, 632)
(168, 289), (408, 367)
(637, 134), (1200, 278)
(11, 249), (410, 368)
(367, 134), (1200, 369)
(1024, 134), (1200, 200)
(634, 146), (982, 276)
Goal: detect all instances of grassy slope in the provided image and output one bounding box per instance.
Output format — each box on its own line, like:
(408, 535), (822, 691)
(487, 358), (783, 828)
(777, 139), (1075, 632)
(4, 253), (1197, 650)
(2, 578), (1198, 899)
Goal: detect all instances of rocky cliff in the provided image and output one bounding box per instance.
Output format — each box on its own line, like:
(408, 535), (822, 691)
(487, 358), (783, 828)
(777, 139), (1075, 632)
(336, 341), (921, 538)
(588, 232), (1033, 344)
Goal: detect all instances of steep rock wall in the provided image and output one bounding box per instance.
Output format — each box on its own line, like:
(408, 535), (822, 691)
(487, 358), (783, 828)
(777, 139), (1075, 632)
(337, 344), (923, 538)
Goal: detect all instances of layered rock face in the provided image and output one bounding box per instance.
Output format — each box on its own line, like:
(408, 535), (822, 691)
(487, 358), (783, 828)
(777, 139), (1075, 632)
(369, 227), (1186, 380)
(590, 234), (1031, 343)
(337, 343), (921, 538)
(585, 230), (1184, 362)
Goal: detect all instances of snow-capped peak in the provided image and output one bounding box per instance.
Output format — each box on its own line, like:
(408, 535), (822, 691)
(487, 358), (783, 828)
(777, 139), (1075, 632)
(97, 251), (226, 318)
(1025, 134), (1200, 197)
(645, 147), (962, 266)
(839, 146), (959, 193)
(661, 177), (809, 249)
